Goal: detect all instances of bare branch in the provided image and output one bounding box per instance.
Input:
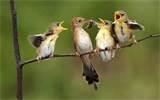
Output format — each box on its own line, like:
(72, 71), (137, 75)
(10, 0), (23, 100)
(21, 33), (160, 66)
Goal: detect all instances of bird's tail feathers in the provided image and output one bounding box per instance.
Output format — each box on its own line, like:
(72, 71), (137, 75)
(81, 56), (99, 90)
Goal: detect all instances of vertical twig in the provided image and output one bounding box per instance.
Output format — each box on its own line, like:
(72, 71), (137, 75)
(10, 0), (23, 100)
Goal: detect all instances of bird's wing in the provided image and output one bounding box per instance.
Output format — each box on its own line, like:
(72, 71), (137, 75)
(73, 31), (79, 52)
(111, 22), (119, 44)
(28, 34), (44, 48)
(128, 21), (144, 31)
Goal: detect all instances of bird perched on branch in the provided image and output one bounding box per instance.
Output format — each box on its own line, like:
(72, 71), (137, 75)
(28, 21), (68, 60)
(95, 18), (117, 62)
(71, 17), (99, 90)
(113, 10), (144, 44)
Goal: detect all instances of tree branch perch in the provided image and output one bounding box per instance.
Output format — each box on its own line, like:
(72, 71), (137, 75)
(10, 0), (23, 100)
(21, 33), (160, 66)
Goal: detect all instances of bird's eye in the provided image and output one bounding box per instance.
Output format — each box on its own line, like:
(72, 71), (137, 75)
(56, 23), (60, 26)
(121, 14), (124, 16)
(105, 22), (108, 25)
(78, 19), (82, 23)
(124, 21), (128, 23)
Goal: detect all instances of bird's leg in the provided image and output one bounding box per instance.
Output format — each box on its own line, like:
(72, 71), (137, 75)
(94, 47), (100, 55)
(111, 51), (115, 58)
(130, 34), (137, 44)
(36, 49), (42, 62)
(36, 56), (41, 63)
(75, 51), (80, 57)
(49, 53), (54, 58)
(116, 43), (120, 49)
(132, 35), (137, 44)
(111, 48), (116, 58)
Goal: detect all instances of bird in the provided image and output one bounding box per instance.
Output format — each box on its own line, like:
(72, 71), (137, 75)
(28, 21), (68, 60)
(71, 17), (99, 90)
(95, 18), (117, 62)
(113, 10), (144, 44)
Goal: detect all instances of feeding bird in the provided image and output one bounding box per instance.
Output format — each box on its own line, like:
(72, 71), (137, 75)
(28, 21), (68, 60)
(71, 17), (99, 90)
(95, 18), (117, 62)
(113, 10), (144, 44)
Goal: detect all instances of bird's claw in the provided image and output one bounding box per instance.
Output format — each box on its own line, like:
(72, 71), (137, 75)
(50, 53), (54, 58)
(75, 52), (80, 57)
(133, 39), (138, 44)
(116, 44), (120, 49)
(36, 56), (42, 62)
(94, 48), (100, 55)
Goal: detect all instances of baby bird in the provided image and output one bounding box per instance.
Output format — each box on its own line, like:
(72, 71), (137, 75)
(72, 17), (99, 90)
(29, 21), (67, 60)
(95, 18), (116, 62)
(113, 10), (144, 43)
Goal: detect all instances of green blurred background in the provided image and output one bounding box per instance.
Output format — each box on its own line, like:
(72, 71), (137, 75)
(1, 0), (159, 100)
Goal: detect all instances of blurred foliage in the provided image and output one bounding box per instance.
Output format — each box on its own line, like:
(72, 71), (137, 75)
(0, 0), (159, 100)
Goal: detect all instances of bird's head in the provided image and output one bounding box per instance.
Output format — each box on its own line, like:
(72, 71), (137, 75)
(96, 18), (112, 30)
(114, 10), (128, 22)
(48, 21), (68, 34)
(71, 17), (90, 28)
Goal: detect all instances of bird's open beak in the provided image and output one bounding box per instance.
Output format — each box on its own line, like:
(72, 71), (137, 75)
(61, 27), (68, 31)
(115, 14), (120, 20)
(85, 19), (97, 29)
(59, 21), (64, 25)
(59, 21), (68, 31)
(96, 23), (103, 28)
(98, 18), (105, 24)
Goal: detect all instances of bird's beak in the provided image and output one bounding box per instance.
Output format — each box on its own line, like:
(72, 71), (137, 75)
(61, 26), (68, 31)
(115, 14), (120, 20)
(61, 27), (68, 31)
(84, 18), (99, 27)
(96, 23), (103, 28)
(98, 18), (105, 24)
(59, 21), (68, 31)
(96, 18), (105, 28)
(85, 19), (97, 29)
(59, 21), (64, 25)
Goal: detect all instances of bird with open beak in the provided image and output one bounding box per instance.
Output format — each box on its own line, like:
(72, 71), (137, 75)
(95, 18), (117, 62)
(71, 17), (99, 90)
(29, 21), (68, 60)
(113, 10), (144, 44)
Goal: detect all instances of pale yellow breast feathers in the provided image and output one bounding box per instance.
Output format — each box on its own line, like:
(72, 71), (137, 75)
(96, 28), (111, 40)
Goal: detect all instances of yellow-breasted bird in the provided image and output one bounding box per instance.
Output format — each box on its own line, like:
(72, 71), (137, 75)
(29, 21), (67, 60)
(71, 17), (99, 90)
(95, 18), (116, 62)
(113, 10), (144, 44)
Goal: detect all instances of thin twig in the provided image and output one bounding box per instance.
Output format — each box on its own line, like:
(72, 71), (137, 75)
(21, 33), (160, 66)
(10, 0), (23, 100)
